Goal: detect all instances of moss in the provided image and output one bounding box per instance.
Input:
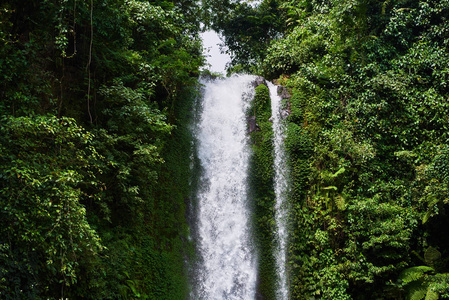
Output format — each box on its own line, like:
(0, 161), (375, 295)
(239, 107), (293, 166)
(151, 86), (199, 298)
(285, 122), (312, 202)
(248, 83), (277, 299)
(283, 89), (314, 299)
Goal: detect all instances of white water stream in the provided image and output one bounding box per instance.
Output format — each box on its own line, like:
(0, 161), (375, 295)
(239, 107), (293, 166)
(269, 82), (290, 299)
(193, 75), (258, 300)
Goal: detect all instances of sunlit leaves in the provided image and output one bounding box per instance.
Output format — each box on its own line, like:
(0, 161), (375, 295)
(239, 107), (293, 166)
(0, 0), (203, 297)
(0, 115), (103, 297)
(206, 0), (285, 72)
(125, 0), (179, 35)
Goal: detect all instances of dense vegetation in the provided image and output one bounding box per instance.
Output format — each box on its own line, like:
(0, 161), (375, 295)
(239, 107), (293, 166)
(2, 0), (449, 298)
(214, 0), (449, 298)
(0, 0), (202, 298)
(249, 83), (277, 298)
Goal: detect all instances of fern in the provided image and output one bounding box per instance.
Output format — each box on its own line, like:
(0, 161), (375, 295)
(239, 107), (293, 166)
(399, 266), (435, 285)
(408, 280), (427, 300)
(398, 265), (442, 300)
(425, 289), (439, 300)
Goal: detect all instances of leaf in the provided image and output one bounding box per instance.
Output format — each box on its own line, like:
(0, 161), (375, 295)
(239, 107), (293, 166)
(331, 167), (346, 178)
(399, 266), (435, 284)
(422, 210), (433, 224)
(424, 247), (441, 265)
(425, 288), (439, 300)
(335, 194), (346, 211)
(422, 195), (440, 224)
(408, 280), (428, 300)
(322, 186), (338, 191)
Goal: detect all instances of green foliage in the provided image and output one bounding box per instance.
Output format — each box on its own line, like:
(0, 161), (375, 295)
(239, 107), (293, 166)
(0, 0), (202, 298)
(248, 83), (277, 299)
(4, 0), (449, 297)
(345, 198), (417, 290)
(285, 122), (312, 201)
(395, 247), (449, 299)
(0, 115), (103, 298)
(253, 0), (449, 298)
(204, 0), (285, 72)
(399, 266), (435, 285)
(397, 262), (449, 300)
(420, 146), (449, 225)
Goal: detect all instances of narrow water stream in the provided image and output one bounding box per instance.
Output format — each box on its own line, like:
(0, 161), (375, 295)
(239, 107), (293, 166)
(269, 82), (290, 300)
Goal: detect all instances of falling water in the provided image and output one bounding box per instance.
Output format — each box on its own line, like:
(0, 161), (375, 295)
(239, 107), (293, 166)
(268, 82), (290, 299)
(192, 75), (258, 300)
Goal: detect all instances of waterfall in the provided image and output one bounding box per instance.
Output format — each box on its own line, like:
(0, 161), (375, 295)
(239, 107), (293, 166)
(268, 82), (290, 299)
(192, 75), (257, 300)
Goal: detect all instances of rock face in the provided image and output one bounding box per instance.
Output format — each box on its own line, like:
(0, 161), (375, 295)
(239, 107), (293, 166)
(248, 115), (260, 133)
(276, 86), (291, 119)
(277, 85), (291, 100)
(249, 77), (265, 133)
(252, 76), (267, 88)
(280, 106), (290, 120)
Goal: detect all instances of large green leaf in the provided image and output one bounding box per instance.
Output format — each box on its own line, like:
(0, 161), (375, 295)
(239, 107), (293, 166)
(399, 266), (435, 285)
(424, 247), (442, 266)
(425, 288), (439, 300)
(408, 280), (428, 300)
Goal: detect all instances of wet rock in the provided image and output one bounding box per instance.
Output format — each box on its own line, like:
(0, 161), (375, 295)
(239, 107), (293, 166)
(252, 76), (267, 88)
(248, 115), (261, 133)
(280, 108), (290, 119)
(280, 101), (291, 120)
(277, 85), (291, 99)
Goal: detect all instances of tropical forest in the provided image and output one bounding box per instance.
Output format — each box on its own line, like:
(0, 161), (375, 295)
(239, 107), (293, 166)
(1, 0), (449, 299)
